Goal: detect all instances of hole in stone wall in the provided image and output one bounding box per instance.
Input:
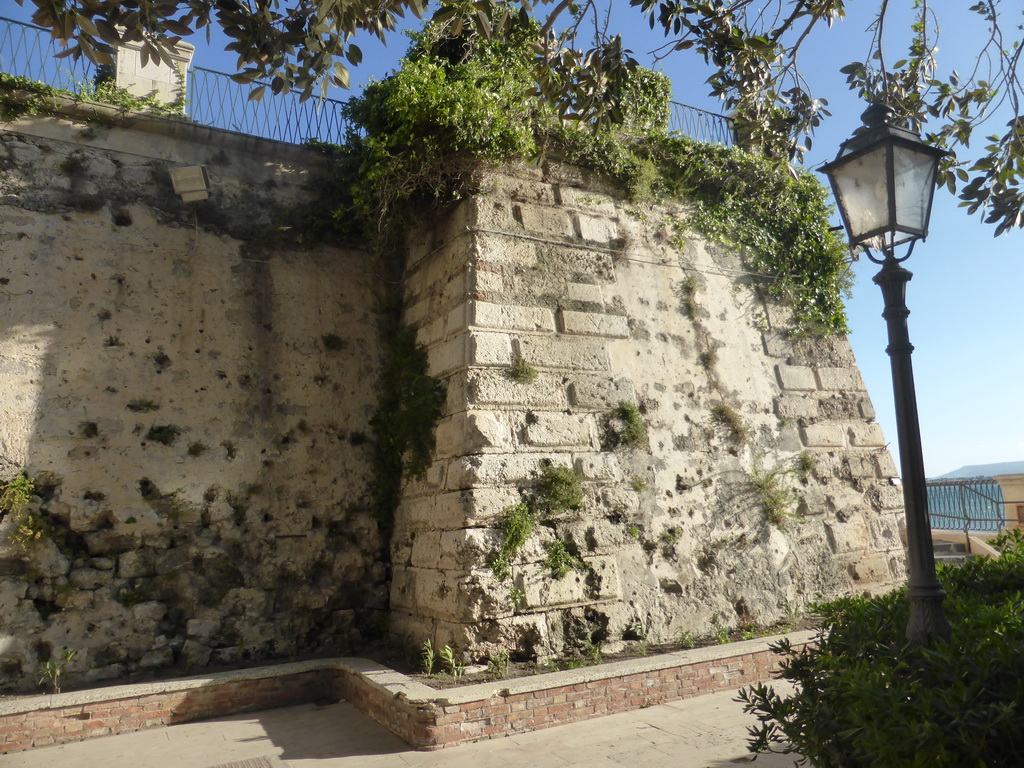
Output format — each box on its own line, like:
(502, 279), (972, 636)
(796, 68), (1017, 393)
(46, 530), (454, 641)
(112, 207), (133, 226)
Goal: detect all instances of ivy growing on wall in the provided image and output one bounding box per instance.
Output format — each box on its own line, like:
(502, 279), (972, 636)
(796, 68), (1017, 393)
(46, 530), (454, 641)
(0, 72), (185, 122)
(369, 311), (446, 537)
(304, 17), (850, 335)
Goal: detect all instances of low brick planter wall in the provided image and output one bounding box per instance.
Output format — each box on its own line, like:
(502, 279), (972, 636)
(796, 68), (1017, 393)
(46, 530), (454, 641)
(0, 630), (814, 754)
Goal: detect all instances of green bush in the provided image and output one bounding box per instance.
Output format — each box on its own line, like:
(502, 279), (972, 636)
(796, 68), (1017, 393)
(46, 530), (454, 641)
(606, 401), (648, 449)
(304, 17), (850, 336)
(739, 529), (1024, 766)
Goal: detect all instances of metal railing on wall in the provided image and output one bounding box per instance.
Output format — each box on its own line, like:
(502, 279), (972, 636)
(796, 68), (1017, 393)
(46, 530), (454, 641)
(0, 14), (97, 91)
(187, 67), (350, 145)
(669, 101), (735, 146)
(927, 478), (1006, 532)
(2, 14), (734, 148)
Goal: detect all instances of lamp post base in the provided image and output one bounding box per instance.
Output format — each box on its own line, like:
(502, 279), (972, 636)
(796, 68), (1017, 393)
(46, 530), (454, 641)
(906, 582), (951, 645)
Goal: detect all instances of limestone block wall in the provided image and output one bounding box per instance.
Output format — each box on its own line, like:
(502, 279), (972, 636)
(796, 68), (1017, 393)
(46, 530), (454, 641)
(0, 113), (385, 692)
(389, 162), (907, 659)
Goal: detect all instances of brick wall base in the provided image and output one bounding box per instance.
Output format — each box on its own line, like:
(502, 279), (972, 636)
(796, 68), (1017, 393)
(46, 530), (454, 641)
(0, 630), (814, 754)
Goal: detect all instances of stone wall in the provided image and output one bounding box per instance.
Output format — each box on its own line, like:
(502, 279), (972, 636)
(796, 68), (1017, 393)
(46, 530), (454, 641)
(0, 109), (387, 691)
(390, 163), (906, 659)
(0, 103), (907, 691)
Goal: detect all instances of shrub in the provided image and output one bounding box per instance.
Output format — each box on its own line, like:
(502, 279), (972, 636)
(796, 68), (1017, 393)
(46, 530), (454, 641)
(543, 539), (587, 578)
(710, 403), (749, 444)
(738, 529), (1024, 766)
(607, 401), (648, 449)
(505, 356), (538, 384)
(490, 501), (536, 580)
(534, 461), (584, 516)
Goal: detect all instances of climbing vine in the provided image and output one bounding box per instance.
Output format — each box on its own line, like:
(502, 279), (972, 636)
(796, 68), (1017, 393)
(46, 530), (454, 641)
(368, 310), (446, 537)
(489, 461), (585, 581)
(304, 17), (849, 335)
(0, 71), (185, 123)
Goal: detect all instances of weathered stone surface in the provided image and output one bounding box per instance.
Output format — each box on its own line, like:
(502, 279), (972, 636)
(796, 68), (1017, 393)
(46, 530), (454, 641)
(516, 336), (611, 371)
(514, 203), (573, 235)
(468, 369), (568, 408)
(524, 413), (600, 449)
(517, 555), (621, 609)
(573, 213), (619, 244)
(473, 302), (556, 333)
(564, 282), (604, 305)
(773, 394), (818, 420)
(557, 310), (630, 338)
(468, 333), (513, 367)
(567, 376), (637, 410)
(775, 365), (817, 391)
(0, 119), (387, 692)
(800, 424), (848, 448)
(848, 554), (891, 584)
(816, 367), (866, 391)
(1, 126), (900, 685)
(848, 423), (886, 447)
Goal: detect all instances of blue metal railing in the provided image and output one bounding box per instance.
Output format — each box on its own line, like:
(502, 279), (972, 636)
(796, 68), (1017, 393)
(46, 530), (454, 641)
(187, 67), (350, 144)
(2, 14), (733, 148)
(927, 479), (1005, 532)
(0, 13), (97, 90)
(0, 14), (352, 144)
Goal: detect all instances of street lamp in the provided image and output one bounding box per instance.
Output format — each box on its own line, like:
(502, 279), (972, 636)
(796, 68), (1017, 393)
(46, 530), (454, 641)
(820, 103), (952, 645)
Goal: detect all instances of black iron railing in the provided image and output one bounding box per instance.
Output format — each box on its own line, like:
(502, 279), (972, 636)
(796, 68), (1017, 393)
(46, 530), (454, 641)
(927, 478), (1006, 532)
(669, 101), (735, 146)
(2, 14), (734, 148)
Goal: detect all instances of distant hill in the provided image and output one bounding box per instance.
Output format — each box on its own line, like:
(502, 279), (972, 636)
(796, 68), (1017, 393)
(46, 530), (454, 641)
(936, 461), (1024, 480)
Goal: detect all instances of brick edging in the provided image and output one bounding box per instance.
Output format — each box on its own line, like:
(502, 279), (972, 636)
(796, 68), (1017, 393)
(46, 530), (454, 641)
(0, 629), (814, 754)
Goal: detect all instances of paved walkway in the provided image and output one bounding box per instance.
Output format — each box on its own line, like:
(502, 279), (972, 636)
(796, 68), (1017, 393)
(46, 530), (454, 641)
(0, 684), (800, 768)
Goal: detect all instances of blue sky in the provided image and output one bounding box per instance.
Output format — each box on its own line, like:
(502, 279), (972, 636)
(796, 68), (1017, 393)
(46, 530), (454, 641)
(5, 2), (1021, 477)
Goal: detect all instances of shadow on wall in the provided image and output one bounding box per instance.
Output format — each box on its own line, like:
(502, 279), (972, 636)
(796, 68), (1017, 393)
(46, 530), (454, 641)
(0, 168), (388, 693)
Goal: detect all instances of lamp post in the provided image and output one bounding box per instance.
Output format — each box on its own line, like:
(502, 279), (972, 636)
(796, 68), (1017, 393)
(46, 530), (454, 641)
(820, 103), (952, 645)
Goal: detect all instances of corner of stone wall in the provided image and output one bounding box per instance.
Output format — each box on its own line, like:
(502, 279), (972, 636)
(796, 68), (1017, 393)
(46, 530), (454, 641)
(389, 160), (906, 662)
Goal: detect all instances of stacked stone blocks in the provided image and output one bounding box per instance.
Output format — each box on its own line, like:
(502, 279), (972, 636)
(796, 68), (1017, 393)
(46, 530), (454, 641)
(391, 164), (907, 659)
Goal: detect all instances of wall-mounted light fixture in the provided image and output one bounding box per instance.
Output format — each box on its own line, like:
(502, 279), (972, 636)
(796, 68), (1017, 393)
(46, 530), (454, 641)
(169, 166), (209, 202)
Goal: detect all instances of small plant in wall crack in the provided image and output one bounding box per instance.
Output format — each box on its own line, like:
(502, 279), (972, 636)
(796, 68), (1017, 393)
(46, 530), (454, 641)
(505, 356), (538, 384)
(750, 459), (804, 530)
(509, 585), (527, 611)
(698, 349), (719, 370)
(533, 461), (585, 515)
(710, 403), (750, 445)
(490, 502), (536, 581)
(39, 648), (76, 694)
(604, 401), (648, 450)
(796, 451), (817, 476)
(1, 472), (34, 521)
(677, 275), (699, 320)
(1, 473), (51, 552)
(543, 539), (587, 579)
(490, 461), (585, 580)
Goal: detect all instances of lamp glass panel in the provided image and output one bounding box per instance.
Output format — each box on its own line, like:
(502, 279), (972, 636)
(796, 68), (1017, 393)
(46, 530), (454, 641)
(892, 143), (938, 234)
(830, 145), (890, 242)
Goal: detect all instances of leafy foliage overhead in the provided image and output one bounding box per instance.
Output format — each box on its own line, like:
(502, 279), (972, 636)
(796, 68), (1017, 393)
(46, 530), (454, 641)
(16, 0), (1024, 233)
